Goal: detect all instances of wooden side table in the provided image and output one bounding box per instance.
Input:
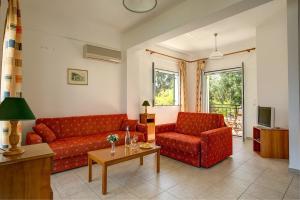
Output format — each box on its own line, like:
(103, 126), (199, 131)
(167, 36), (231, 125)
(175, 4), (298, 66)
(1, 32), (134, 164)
(253, 126), (289, 159)
(0, 143), (54, 199)
(88, 144), (160, 195)
(140, 113), (155, 141)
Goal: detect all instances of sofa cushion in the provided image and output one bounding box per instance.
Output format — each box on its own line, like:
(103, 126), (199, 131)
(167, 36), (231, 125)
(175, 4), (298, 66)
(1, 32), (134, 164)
(155, 132), (202, 154)
(120, 119), (138, 131)
(175, 112), (225, 135)
(49, 133), (110, 160)
(55, 114), (128, 138)
(36, 118), (61, 135)
(33, 123), (56, 143)
(49, 131), (145, 160)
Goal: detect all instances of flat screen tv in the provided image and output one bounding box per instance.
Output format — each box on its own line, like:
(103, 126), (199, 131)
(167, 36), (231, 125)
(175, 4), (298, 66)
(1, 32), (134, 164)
(258, 106), (275, 128)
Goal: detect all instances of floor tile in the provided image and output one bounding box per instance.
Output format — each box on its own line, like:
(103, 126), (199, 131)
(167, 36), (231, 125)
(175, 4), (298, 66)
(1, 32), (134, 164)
(126, 182), (163, 199)
(147, 173), (178, 190)
(50, 138), (298, 200)
(283, 175), (300, 200)
(239, 192), (261, 200)
(167, 182), (211, 199)
(151, 191), (179, 200)
(244, 183), (284, 200)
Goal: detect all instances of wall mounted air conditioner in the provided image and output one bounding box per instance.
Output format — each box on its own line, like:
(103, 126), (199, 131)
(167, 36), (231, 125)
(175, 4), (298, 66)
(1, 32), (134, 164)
(83, 44), (121, 63)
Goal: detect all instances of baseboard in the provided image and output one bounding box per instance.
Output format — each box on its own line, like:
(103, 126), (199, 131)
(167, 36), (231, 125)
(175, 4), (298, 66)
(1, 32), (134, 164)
(289, 167), (300, 174)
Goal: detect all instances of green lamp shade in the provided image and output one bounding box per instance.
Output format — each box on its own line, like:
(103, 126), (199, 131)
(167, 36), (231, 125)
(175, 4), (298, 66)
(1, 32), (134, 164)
(142, 100), (150, 107)
(0, 97), (36, 121)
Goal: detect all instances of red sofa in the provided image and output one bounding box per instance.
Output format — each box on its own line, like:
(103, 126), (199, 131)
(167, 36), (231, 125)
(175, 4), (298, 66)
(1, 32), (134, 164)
(155, 112), (232, 168)
(26, 114), (147, 173)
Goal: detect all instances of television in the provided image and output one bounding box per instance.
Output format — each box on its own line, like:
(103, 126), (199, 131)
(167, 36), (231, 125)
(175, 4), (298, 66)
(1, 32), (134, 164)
(258, 106), (275, 128)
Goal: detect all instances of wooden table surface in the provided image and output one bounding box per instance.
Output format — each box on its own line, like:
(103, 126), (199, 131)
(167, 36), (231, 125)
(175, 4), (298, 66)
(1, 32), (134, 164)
(88, 143), (161, 194)
(0, 143), (54, 165)
(0, 143), (54, 199)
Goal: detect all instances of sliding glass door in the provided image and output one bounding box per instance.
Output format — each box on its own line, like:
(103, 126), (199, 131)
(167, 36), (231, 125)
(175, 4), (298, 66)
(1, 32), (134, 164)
(203, 66), (245, 140)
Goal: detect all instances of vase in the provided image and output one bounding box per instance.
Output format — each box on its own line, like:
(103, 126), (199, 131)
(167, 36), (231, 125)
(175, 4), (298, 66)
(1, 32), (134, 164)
(111, 142), (115, 154)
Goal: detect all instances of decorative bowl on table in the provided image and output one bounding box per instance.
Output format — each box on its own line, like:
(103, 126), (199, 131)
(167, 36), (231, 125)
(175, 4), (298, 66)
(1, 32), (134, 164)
(139, 142), (153, 149)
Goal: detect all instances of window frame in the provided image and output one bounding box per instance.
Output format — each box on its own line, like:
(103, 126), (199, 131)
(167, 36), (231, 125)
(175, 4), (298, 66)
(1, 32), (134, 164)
(152, 64), (180, 107)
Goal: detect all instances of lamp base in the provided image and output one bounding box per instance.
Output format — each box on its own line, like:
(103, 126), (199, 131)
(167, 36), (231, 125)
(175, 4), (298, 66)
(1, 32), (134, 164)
(3, 147), (25, 156)
(3, 120), (25, 156)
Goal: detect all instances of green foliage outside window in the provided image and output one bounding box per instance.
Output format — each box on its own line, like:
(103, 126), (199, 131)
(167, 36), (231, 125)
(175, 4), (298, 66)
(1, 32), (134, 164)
(154, 69), (179, 106)
(209, 71), (242, 116)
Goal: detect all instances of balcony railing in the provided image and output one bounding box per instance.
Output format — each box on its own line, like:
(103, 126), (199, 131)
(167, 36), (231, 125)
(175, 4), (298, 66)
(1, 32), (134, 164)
(209, 104), (243, 136)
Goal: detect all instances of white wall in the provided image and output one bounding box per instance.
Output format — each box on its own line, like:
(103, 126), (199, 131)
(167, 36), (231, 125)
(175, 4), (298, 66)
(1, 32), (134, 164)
(126, 46), (187, 124)
(187, 39), (257, 138)
(287, 0), (300, 171)
(256, 0), (289, 128)
(0, 2), (123, 145)
(122, 0), (272, 48)
(138, 46), (187, 124)
(22, 30), (123, 118)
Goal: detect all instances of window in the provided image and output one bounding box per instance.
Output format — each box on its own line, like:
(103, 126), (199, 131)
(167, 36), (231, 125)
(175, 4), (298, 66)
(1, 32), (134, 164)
(153, 68), (180, 106)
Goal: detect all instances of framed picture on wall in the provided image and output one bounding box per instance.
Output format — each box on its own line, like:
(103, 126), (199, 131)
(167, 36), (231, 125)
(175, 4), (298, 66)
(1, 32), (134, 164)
(67, 68), (88, 85)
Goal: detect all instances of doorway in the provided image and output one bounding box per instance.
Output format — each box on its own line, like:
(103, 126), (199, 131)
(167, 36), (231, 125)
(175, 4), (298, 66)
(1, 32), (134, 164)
(203, 67), (245, 140)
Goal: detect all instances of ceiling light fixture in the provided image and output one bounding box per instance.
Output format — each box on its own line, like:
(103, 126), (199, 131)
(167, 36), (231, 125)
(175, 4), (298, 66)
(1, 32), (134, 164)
(123, 0), (157, 13)
(209, 33), (224, 60)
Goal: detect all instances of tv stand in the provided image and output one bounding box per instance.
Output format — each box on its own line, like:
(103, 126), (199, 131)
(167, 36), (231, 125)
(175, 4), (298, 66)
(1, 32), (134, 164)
(253, 126), (289, 159)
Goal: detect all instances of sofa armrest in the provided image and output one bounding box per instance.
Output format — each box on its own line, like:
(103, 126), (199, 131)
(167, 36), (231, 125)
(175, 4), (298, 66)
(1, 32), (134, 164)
(200, 127), (232, 168)
(26, 132), (43, 145)
(155, 123), (176, 135)
(136, 124), (148, 142)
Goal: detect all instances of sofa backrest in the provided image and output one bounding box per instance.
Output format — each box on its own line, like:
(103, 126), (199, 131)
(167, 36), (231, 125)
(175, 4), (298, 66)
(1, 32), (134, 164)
(175, 112), (225, 135)
(36, 114), (128, 139)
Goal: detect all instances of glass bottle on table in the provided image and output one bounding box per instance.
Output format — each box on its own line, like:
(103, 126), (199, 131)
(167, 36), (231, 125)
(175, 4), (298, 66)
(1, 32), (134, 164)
(131, 132), (138, 149)
(125, 126), (131, 147)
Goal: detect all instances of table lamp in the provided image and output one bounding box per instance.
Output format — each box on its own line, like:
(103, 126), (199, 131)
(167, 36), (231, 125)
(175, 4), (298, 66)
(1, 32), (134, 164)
(0, 97), (35, 156)
(142, 100), (150, 114)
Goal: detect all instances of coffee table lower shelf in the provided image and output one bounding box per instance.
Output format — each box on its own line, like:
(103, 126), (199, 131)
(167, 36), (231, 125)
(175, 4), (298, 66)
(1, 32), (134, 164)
(88, 144), (161, 195)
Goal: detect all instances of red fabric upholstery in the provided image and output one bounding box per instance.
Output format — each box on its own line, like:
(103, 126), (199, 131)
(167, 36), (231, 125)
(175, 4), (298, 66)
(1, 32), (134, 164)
(26, 114), (147, 173)
(155, 123), (176, 134)
(175, 112), (225, 135)
(49, 134), (110, 160)
(160, 148), (201, 167)
(155, 112), (232, 168)
(33, 123), (56, 143)
(120, 119), (138, 131)
(200, 127), (232, 167)
(52, 155), (87, 173)
(26, 132), (42, 144)
(57, 114), (128, 138)
(156, 132), (201, 154)
(137, 124), (148, 141)
(36, 118), (61, 135)
(49, 131), (145, 160)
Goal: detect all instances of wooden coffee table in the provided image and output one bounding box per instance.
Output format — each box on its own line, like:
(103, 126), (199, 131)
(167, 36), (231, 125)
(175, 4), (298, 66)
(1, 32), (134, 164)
(88, 144), (161, 195)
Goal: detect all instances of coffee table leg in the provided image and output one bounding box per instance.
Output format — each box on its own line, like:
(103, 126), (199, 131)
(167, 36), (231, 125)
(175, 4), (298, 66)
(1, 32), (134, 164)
(140, 156), (143, 165)
(102, 165), (107, 195)
(156, 150), (160, 173)
(88, 157), (92, 182)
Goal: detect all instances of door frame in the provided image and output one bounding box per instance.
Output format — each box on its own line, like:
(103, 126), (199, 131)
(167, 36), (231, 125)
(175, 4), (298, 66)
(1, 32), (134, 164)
(202, 65), (245, 142)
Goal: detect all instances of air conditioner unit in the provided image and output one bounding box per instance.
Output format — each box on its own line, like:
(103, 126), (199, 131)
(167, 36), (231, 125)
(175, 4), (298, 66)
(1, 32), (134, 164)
(83, 44), (121, 63)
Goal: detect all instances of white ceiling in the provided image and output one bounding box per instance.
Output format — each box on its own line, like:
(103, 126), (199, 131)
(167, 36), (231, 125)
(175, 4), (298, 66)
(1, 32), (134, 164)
(22, 0), (184, 32)
(159, 0), (283, 54)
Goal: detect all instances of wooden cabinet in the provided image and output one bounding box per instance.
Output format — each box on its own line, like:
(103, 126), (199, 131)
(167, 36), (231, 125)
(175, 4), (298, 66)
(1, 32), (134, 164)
(140, 113), (155, 141)
(0, 143), (54, 199)
(253, 126), (289, 159)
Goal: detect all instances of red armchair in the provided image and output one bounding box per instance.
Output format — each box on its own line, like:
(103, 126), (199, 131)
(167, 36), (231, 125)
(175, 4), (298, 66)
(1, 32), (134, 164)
(155, 112), (232, 168)
(26, 114), (147, 173)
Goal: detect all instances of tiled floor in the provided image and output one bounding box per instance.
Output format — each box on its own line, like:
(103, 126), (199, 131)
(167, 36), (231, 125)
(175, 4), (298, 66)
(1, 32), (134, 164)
(51, 137), (300, 200)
